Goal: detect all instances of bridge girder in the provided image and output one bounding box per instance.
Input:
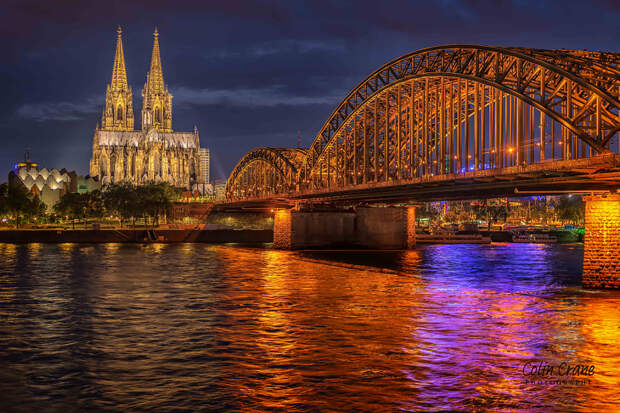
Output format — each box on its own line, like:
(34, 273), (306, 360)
(226, 44), (620, 202)
(299, 45), (620, 191)
(226, 147), (307, 199)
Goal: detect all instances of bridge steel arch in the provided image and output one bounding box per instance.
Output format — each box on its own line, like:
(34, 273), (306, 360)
(299, 45), (620, 191)
(226, 147), (307, 200)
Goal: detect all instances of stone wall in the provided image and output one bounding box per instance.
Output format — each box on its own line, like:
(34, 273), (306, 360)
(583, 194), (620, 288)
(355, 207), (408, 249)
(274, 210), (355, 249)
(273, 207), (415, 250)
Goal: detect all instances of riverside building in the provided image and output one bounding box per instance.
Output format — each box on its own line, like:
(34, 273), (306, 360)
(89, 27), (200, 189)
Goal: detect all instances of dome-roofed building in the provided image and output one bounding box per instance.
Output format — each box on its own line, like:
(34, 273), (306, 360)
(8, 150), (101, 211)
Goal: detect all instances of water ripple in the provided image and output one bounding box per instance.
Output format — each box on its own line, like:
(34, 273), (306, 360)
(0, 243), (619, 411)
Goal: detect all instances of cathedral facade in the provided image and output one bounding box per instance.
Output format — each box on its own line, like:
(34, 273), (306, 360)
(90, 27), (200, 188)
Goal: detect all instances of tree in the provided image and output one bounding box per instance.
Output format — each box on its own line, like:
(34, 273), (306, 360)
(556, 195), (584, 225)
(135, 182), (181, 227)
(85, 190), (105, 221)
(54, 192), (88, 229)
(474, 200), (509, 230)
(3, 185), (46, 228)
(103, 183), (138, 228)
(0, 183), (8, 218)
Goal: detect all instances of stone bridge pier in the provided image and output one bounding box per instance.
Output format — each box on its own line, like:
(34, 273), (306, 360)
(273, 206), (416, 250)
(583, 194), (620, 288)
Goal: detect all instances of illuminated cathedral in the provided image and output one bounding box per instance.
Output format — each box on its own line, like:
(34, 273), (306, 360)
(89, 27), (200, 188)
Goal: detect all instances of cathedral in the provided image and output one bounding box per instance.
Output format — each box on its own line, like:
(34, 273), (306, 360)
(89, 27), (200, 188)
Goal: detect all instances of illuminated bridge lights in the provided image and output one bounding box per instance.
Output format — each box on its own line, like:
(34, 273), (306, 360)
(225, 44), (620, 203)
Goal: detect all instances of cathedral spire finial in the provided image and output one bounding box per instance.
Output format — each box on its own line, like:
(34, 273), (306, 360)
(146, 27), (165, 94)
(111, 25), (128, 92)
(141, 27), (173, 132)
(101, 26), (134, 131)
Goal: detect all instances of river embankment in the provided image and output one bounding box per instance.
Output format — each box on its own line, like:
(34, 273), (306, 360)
(0, 229), (273, 244)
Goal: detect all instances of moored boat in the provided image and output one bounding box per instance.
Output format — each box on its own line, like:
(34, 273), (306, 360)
(511, 233), (558, 243)
(416, 232), (492, 244)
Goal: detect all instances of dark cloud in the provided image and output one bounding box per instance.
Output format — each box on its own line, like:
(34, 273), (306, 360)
(1, 0), (619, 181)
(16, 96), (102, 122)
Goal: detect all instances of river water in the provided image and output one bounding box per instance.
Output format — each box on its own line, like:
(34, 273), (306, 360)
(0, 242), (619, 412)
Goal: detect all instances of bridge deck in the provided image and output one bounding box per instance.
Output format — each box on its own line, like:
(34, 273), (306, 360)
(218, 154), (620, 210)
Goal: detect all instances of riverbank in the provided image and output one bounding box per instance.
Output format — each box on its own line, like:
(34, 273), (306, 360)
(0, 229), (273, 244)
(481, 230), (583, 243)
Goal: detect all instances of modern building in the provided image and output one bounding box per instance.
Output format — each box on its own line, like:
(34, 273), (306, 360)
(192, 147), (211, 195)
(8, 153), (100, 211)
(89, 27), (200, 189)
(198, 148), (210, 185)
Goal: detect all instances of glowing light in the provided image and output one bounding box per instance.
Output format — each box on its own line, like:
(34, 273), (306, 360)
(508, 147), (514, 153)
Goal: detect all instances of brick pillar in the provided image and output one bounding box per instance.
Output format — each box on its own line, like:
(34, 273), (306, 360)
(273, 209), (292, 249)
(407, 205), (416, 249)
(583, 194), (620, 288)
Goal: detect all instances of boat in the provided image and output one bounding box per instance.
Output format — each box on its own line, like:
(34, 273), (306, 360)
(511, 233), (558, 243)
(416, 231), (491, 244)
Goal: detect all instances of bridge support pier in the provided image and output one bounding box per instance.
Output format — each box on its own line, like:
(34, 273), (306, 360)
(355, 206), (416, 249)
(273, 206), (415, 250)
(583, 194), (620, 288)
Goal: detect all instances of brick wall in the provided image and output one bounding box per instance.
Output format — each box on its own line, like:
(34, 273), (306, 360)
(273, 207), (416, 250)
(273, 209), (292, 249)
(407, 206), (416, 248)
(583, 194), (620, 288)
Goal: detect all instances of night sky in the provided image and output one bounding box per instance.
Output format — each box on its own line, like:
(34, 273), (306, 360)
(1, 0), (619, 182)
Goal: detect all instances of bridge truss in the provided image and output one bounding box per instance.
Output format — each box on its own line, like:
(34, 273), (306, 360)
(225, 148), (307, 199)
(226, 45), (620, 202)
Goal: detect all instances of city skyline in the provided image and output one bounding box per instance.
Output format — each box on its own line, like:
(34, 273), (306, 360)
(2, 3), (620, 411)
(1, 0), (619, 182)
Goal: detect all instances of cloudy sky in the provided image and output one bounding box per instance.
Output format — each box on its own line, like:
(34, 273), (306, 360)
(1, 0), (619, 181)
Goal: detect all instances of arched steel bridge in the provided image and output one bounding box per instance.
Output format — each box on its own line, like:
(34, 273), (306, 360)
(225, 44), (620, 205)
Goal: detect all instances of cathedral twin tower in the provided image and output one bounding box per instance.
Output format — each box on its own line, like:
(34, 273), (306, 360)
(90, 27), (200, 188)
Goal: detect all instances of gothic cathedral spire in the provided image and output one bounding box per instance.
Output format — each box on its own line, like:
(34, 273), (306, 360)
(141, 27), (173, 132)
(101, 26), (134, 131)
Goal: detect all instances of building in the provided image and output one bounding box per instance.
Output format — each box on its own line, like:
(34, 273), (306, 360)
(198, 148), (210, 185)
(213, 180), (227, 201)
(89, 27), (200, 189)
(192, 147), (211, 195)
(8, 152), (100, 211)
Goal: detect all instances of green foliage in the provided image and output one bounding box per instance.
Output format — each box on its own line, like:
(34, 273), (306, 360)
(0, 183), (46, 228)
(103, 183), (139, 226)
(50, 182), (182, 228)
(555, 195), (584, 224)
(101, 182), (182, 227)
(0, 183), (8, 216)
(474, 200), (510, 229)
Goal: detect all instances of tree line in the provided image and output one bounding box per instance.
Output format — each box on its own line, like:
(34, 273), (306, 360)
(417, 195), (585, 229)
(0, 182), (182, 229)
(0, 183), (46, 228)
